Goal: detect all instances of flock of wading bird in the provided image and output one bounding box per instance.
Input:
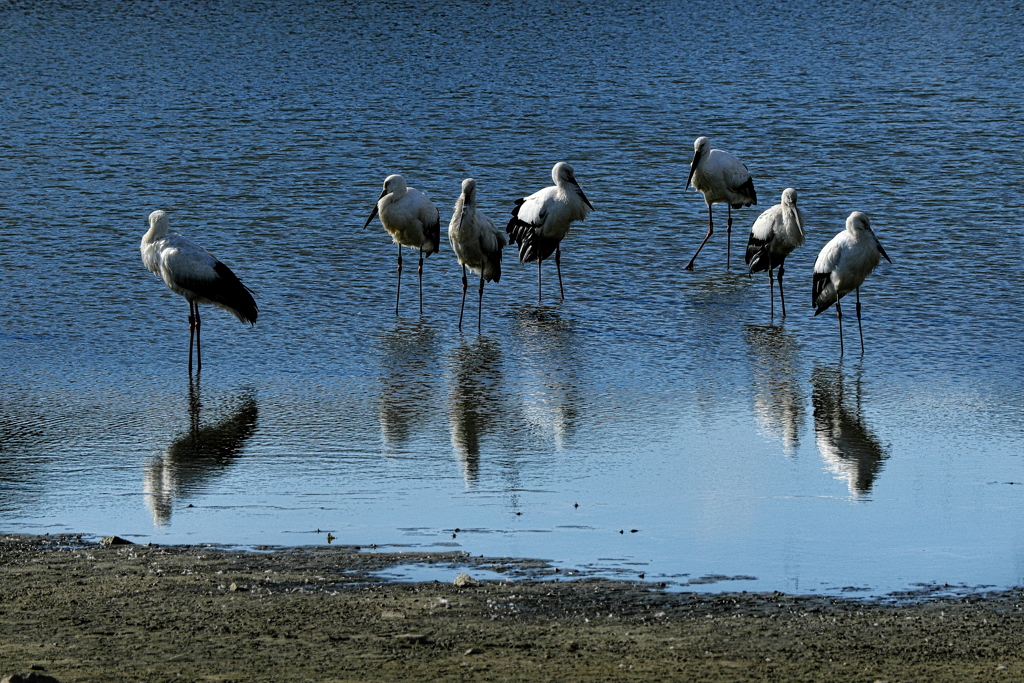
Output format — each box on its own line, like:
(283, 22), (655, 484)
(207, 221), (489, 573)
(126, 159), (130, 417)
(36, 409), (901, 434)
(141, 136), (892, 373)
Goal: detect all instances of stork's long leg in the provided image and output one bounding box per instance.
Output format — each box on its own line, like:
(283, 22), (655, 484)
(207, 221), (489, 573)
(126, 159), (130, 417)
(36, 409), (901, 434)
(836, 298), (844, 356)
(194, 305), (202, 373)
(458, 265), (468, 332)
(767, 251), (775, 319)
(777, 261), (787, 318)
(187, 301), (196, 375)
(395, 244), (403, 316)
(537, 258), (542, 304)
(555, 246), (565, 300)
(418, 248), (424, 315)
(856, 287), (864, 354)
(684, 204), (714, 271)
(726, 205), (733, 270)
(477, 275), (485, 333)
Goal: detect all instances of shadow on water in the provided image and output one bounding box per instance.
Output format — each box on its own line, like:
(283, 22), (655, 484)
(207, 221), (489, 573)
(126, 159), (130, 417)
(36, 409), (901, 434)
(446, 336), (504, 486)
(375, 319), (442, 451)
(509, 305), (581, 453)
(144, 379), (259, 526)
(811, 365), (888, 499)
(744, 324), (805, 455)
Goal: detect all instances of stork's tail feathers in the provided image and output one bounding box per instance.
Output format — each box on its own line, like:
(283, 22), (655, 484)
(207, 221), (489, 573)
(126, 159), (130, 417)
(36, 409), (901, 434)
(212, 261), (259, 324)
(425, 209), (442, 256)
(506, 200), (556, 263)
(731, 178), (757, 208)
(745, 238), (770, 272)
(811, 271), (834, 317)
(506, 218), (559, 264)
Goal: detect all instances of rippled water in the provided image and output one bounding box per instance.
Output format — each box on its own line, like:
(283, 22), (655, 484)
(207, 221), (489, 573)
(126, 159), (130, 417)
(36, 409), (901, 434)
(2, 0), (1023, 595)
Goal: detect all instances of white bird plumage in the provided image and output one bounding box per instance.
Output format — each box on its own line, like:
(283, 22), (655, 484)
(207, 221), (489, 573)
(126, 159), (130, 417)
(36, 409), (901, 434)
(362, 174), (441, 315)
(745, 188), (806, 317)
(141, 210), (258, 374)
(684, 136), (757, 270)
(506, 161), (594, 303)
(449, 178), (507, 332)
(812, 211), (892, 354)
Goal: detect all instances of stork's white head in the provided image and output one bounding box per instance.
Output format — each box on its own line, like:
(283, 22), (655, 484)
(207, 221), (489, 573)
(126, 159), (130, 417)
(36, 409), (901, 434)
(847, 211), (871, 233)
(148, 210), (169, 236)
(460, 177), (477, 205)
(363, 174), (409, 229)
(383, 174), (408, 196)
(552, 162), (594, 211)
(552, 161), (575, 186)
(781, 188), (798, 206)
(686, 137), (712, 190)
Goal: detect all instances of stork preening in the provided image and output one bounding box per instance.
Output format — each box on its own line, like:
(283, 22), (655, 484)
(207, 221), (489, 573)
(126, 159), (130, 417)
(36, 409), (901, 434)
(812, 211), (892, 354)
(745, 188), (806, 318)
(141, 210), (258, 374)
(449, 178), (507, 332)
(684, 136), (757, 270)
(506, 162), (594, 303)
(362, 174), (441, 315)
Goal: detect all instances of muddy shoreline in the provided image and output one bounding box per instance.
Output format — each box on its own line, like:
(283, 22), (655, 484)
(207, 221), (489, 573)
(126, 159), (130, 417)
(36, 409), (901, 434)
(2, 534), (1023, 682)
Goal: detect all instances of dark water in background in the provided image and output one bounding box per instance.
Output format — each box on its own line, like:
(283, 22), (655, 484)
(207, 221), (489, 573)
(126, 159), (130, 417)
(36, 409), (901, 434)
(1, 0), (1023, 594)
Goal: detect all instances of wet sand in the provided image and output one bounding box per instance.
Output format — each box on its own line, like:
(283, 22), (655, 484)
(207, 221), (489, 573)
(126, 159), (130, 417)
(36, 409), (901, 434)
(2, 534), (1023, 682)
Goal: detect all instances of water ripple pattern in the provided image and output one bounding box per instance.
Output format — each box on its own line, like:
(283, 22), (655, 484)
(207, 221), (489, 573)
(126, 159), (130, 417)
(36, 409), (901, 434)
(1, 0), (1023, 595)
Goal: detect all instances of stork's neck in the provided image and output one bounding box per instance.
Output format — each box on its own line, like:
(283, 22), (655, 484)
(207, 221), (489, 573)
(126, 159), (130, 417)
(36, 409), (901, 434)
(142, 222), (167, 246)
(383, 185), (407, 208)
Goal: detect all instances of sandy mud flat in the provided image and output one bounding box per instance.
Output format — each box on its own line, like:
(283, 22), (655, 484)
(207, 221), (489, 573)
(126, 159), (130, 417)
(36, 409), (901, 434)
(2, 534), (1023, 681)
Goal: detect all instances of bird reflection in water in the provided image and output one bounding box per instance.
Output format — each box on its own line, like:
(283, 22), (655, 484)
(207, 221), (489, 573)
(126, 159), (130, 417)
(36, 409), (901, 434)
(744, 325), (805, 455)
(447, 337), (504, 485)
(511, 307), (580, 451)
(376, 320), (442, 450)
(144, 379), (258, 525)
(811, 366), (888, 498)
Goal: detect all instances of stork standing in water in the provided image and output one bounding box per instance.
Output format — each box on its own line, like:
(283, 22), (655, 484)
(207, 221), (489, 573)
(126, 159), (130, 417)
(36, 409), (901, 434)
(449, 178), (507, 332)
(141, 210), (258, 374)
(745, 188), (806, 318)
(362, 174), (441, 315)
(812, 211), (892, 354)
(506, 162), (594, 303)
(684, 136), (757, 270)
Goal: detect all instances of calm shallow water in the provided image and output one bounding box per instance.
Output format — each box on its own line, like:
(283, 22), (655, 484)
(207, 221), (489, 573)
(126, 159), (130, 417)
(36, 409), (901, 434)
(2, 0), (1023, 595)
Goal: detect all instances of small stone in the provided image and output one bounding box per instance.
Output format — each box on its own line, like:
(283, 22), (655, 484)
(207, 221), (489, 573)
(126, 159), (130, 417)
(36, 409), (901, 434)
(464, 647), (483, 656)
(395, 633), (430, 644)
(99, 536), (132, 546)
(454, 573), (480, 587)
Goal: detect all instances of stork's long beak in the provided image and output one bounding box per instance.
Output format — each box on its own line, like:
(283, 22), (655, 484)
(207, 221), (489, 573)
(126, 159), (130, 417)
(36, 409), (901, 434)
(878, 243), (893, 264)
(361, 188), (387, 229)
(684, 149), (700, 191)
(570, 178), (595, 210)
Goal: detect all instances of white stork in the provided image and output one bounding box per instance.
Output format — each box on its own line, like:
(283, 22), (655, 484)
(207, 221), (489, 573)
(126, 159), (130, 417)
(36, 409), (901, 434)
(745, 188), (806, 317)
(812, 211), (892, 354)
(362, 174), (441, 314)
(506, 162), (594, 303)
(141, 210), (258, 374)
(684, 136), (757, 270)
(449, 178), (507, 332)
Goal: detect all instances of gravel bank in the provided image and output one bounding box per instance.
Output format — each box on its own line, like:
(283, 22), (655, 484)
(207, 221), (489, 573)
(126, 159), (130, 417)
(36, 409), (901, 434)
(2, 535), (1023, 681)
